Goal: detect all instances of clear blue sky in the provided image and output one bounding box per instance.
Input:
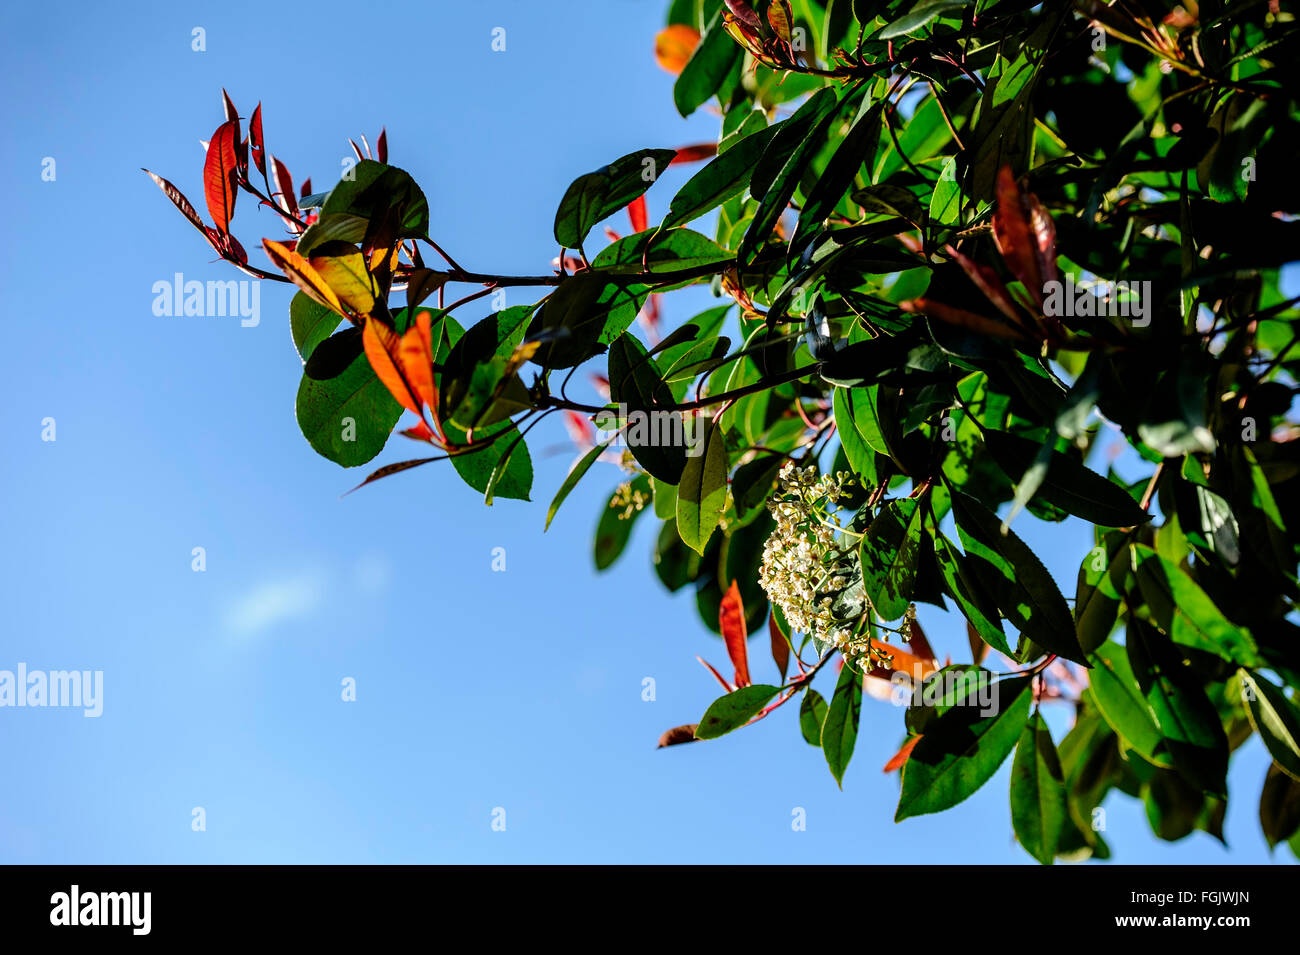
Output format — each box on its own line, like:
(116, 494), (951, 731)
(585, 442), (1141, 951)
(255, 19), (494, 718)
(0, 0), (1291, 864)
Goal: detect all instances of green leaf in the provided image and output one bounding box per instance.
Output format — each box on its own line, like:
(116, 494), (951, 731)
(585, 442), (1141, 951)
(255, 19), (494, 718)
(1127, 619), (1229, 797)
(290, 291), (342, 362)
(949, 489), (1085, 664)
(1010, 711), (1067, 865)
(822, 662), (863, 787)
(1074, 532), (1132, 655)
(295, 329), (401, 467)
(440, 306), (534, 430)
(695, 684), (781, 739)
(675, 416), (728, 554)
(1087, 639), (1165, 763)
(1260, 763), (1300, 848)
(983, 430), (1151, 528)
(554, 148), (678, 250)
(859, 498), (923, 620)
(315, 160), (429, 242)
(545, 440), (610, 531)
(592, 227), (733, 274)
(1131, 544), (1262, 667)
(607, 333), (688, 484)
(1240, 670), (1300, 782)
(673, 3), (742, 117)
(929, 158), (962, 225)
(933, 533), (1013, 656)
(800, 689), (829, 747)
(790, 98), (884, 254)
(878, 0), (974, 40)
(529, 273), (650, 369)
(896, 676), (1032, 820)
(445, 418), (533, 503)
(832, 386), (878, 485)
(662, 123), (782, 229)
(740, 87), (841, 264)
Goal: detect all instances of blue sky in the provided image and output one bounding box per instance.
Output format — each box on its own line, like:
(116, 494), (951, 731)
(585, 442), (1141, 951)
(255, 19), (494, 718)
(0, 0), (1292, 864)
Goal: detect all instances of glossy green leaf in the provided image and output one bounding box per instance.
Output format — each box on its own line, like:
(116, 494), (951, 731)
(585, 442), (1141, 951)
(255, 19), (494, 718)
(896, 676), (1032, 820)
(695, 684), (781, 739)
(822, 662), (863, 787)
(1010, 711), (1066, 865)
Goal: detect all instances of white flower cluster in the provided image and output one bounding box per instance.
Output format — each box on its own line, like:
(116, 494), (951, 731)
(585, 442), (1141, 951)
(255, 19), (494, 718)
(757, 463), (889, 669)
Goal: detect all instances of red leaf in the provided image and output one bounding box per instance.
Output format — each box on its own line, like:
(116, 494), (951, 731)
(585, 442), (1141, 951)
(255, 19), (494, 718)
(345, 456), (441, 495)
(563, 410), (595, 446)
(203, 120), (240, 233)
(899, 298), (1032, 342)
(299, 177), (312, 199)
(882, 736), (921, 773)
(142, 169), (209, 236)
(376, 127), (388, 164)
(627, 195), (648, 234)
(670, 143), (718, 165)
(270, 155), (298, 218)
(349, 139), (364, 162)
(945, 243), (1023, 326)
(719, 581), (751, 688)
(696, 656), (733, 693)
(221, 88), (238, 123)
(991, 166), (1058, 309)
(248, 103), (266, 177)
(657, 724), (701, 748)
(769, 611), (789, 683)
(724, 0), (764, 32)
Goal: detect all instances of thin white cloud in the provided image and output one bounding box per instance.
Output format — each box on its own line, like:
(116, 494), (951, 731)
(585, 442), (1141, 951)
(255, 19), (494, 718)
(224, 572), (325, 637)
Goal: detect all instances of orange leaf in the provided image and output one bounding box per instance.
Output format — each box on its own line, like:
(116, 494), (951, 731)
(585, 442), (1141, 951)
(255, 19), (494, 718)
(398, 310), (438, 415)
(362, 316), (422, 417)
(883, 735), (921, 773)
(654, 24), (700, 74)
(262, 239), (344, 316)
(769, 611), (789, 683)
(203, 119), (240, 233)
(873, 641), (937, 681)
(719, 581), (751, 688)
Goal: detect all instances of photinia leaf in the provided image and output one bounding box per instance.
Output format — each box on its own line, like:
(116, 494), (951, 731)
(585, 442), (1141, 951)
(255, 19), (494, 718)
(1240, 670), (1300, 782)
(203, 119), (240, 233)
(248, 102), (266, 176)
(896, 676), (1032, 820)
(859, 498), (923, 621)
(1010, 710), (1067, 865)
(800, 689), (828, 747)
(676, 415), (728, 554)
(769, 611), (790, 683)
(695, 684), (781, 739)
(545, 439), (611, 532)
(719, 580), (752, 688)
(822, 662), (863, 787)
